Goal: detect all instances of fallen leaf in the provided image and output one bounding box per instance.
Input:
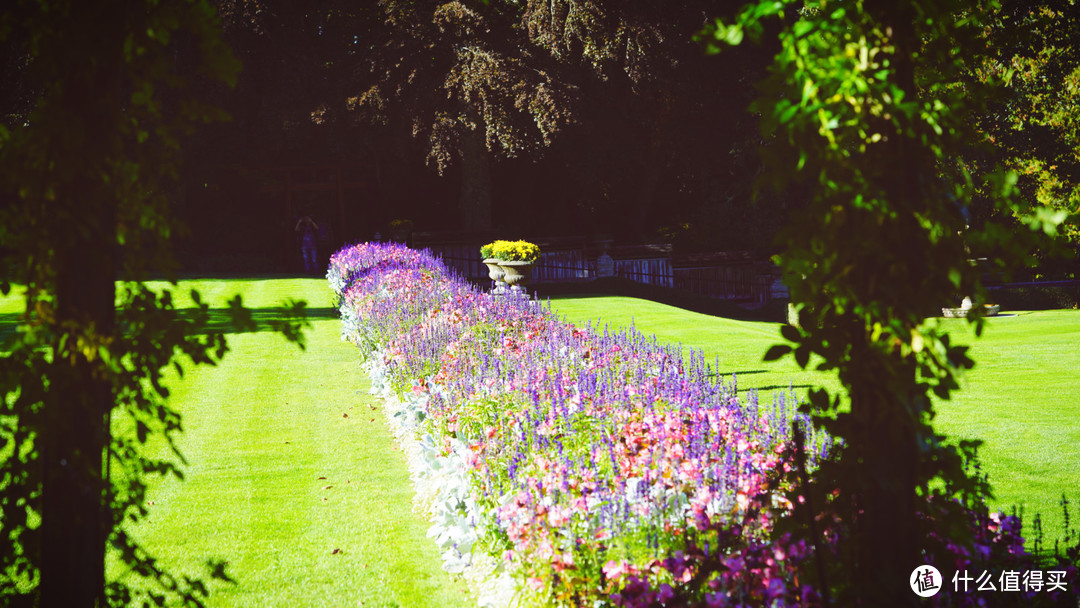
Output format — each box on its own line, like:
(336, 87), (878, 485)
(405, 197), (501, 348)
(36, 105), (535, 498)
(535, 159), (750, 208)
(317, 476), (327, 480)
(323, 485), (333, 490)
(370, 418), (375, 422)
(331, 548), (341, 555)
(343, 413), (348, 418)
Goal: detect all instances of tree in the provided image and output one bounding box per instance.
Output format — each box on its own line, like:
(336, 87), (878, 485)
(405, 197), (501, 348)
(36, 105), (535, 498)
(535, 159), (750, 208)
(955, 0), (1080, 266)
(181, 1), (786, 245)
(0, 2), (306, 605)
(703, 0), (1066, 605)
(350, 1), (573, 231)
(349, 0), (770, 237)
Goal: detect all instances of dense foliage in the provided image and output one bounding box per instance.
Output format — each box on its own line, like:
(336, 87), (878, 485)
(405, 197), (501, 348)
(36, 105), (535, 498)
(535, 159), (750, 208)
(0, 2), (306, 605)
(702, 0), (1075, 604)
(961, 0), (1080, 249)
(156, 1), (1080, 266)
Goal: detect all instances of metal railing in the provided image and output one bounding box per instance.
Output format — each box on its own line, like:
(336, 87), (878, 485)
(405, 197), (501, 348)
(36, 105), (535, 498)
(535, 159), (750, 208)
(423, 242), (773, 306)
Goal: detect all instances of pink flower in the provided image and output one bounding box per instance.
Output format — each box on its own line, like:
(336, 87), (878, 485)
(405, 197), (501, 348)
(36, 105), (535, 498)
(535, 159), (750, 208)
(603, 559), (630, 581)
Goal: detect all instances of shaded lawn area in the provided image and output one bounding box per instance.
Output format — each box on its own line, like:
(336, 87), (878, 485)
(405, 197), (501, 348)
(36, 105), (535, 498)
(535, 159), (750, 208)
(549, 295), (1080, 546)
(1, 278), (472, 608)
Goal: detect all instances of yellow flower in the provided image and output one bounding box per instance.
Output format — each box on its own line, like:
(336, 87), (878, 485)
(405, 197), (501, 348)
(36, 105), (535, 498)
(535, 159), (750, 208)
(490, 239), (540, 262)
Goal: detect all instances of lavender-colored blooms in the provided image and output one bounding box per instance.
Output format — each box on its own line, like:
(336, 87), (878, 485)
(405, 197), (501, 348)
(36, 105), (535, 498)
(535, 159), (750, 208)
(333, 242), (829, 606)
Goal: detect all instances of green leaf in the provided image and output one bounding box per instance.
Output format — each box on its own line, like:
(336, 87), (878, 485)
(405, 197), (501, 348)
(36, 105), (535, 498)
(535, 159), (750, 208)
(948, 267), (962, 289)
(793, 19), (815, 39)
(777, 101), (800, 124)
(722, 23), (744, 46)
(1023, 206), (1068, 236)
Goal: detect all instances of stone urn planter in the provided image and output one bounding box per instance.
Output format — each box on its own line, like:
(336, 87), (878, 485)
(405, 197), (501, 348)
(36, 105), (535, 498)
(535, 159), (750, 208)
(498, 260), (535, 293)
(483, 258), (507, 294)
(942, 297), (1000, 318)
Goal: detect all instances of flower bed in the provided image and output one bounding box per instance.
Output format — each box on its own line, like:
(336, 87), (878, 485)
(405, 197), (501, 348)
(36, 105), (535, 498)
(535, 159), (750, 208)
(331, 242), (831, 606)
(330, 242), (1077, 607)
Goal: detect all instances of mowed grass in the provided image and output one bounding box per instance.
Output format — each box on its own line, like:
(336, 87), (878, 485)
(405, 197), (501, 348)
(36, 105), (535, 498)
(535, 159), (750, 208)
(935, 311), (1080, 542)
(1, 278), (472, 607)
(549, 296), (1080, 544)
(125, 277), (473, 607)
(1, 281), (1075, 599)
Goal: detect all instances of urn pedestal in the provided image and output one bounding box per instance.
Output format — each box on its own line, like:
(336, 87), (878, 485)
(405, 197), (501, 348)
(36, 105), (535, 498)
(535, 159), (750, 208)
(497, 260), (535, 296)
(484, 258), (508, 294)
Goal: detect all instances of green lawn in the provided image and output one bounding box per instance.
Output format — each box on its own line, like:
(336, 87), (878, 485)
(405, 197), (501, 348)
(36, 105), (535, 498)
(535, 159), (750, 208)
(1, 282), (1076, 603)
(0, 279), (471, 607)
(119, 277), (473, 607)
(547, 295), (843, 398)
(549, 296), (1080, 545)
(935, 311), (1080, 542)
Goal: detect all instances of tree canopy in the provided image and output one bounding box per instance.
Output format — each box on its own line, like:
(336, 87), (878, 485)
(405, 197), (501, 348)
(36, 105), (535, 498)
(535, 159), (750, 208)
(964, 0), (1080, 247)
(192, 0), (784, 243)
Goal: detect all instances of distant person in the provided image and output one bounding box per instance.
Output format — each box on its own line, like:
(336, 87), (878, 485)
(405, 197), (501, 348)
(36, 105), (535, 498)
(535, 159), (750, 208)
(295, 215), (319, 274)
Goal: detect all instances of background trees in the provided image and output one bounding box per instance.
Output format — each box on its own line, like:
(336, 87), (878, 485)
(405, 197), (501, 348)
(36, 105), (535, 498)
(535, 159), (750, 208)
(960, 0), (1080, 271)
(178, 0), (788, 259)
(118, 1), (1077, 272)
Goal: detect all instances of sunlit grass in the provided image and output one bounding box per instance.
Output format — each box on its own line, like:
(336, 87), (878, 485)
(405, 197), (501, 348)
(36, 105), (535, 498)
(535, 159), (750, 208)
(549, 296), (1080, 546)
(2, 281), (1076, 600)
(107, 278), (472, 607)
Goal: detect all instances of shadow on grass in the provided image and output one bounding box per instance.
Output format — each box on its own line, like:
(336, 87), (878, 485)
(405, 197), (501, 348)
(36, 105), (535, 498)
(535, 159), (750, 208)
(532, 277), (788, 323)
(182, 306), (338, 335)
(159, 272), (328, 282)
(0, 307), (340, 344)
(753, 384), (814, 392)
(0, 313), (18, 346)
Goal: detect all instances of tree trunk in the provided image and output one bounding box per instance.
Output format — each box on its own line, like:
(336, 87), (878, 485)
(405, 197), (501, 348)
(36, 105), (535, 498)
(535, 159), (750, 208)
(41, 199), (115, 607)
(459, 125), (493, 231)
(852, 382), (918, 607)
(856, 4), (923, 605)
(630, 96), (669, 240)
(39, 25), (119, 602)
(631, 140), (662, 240)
